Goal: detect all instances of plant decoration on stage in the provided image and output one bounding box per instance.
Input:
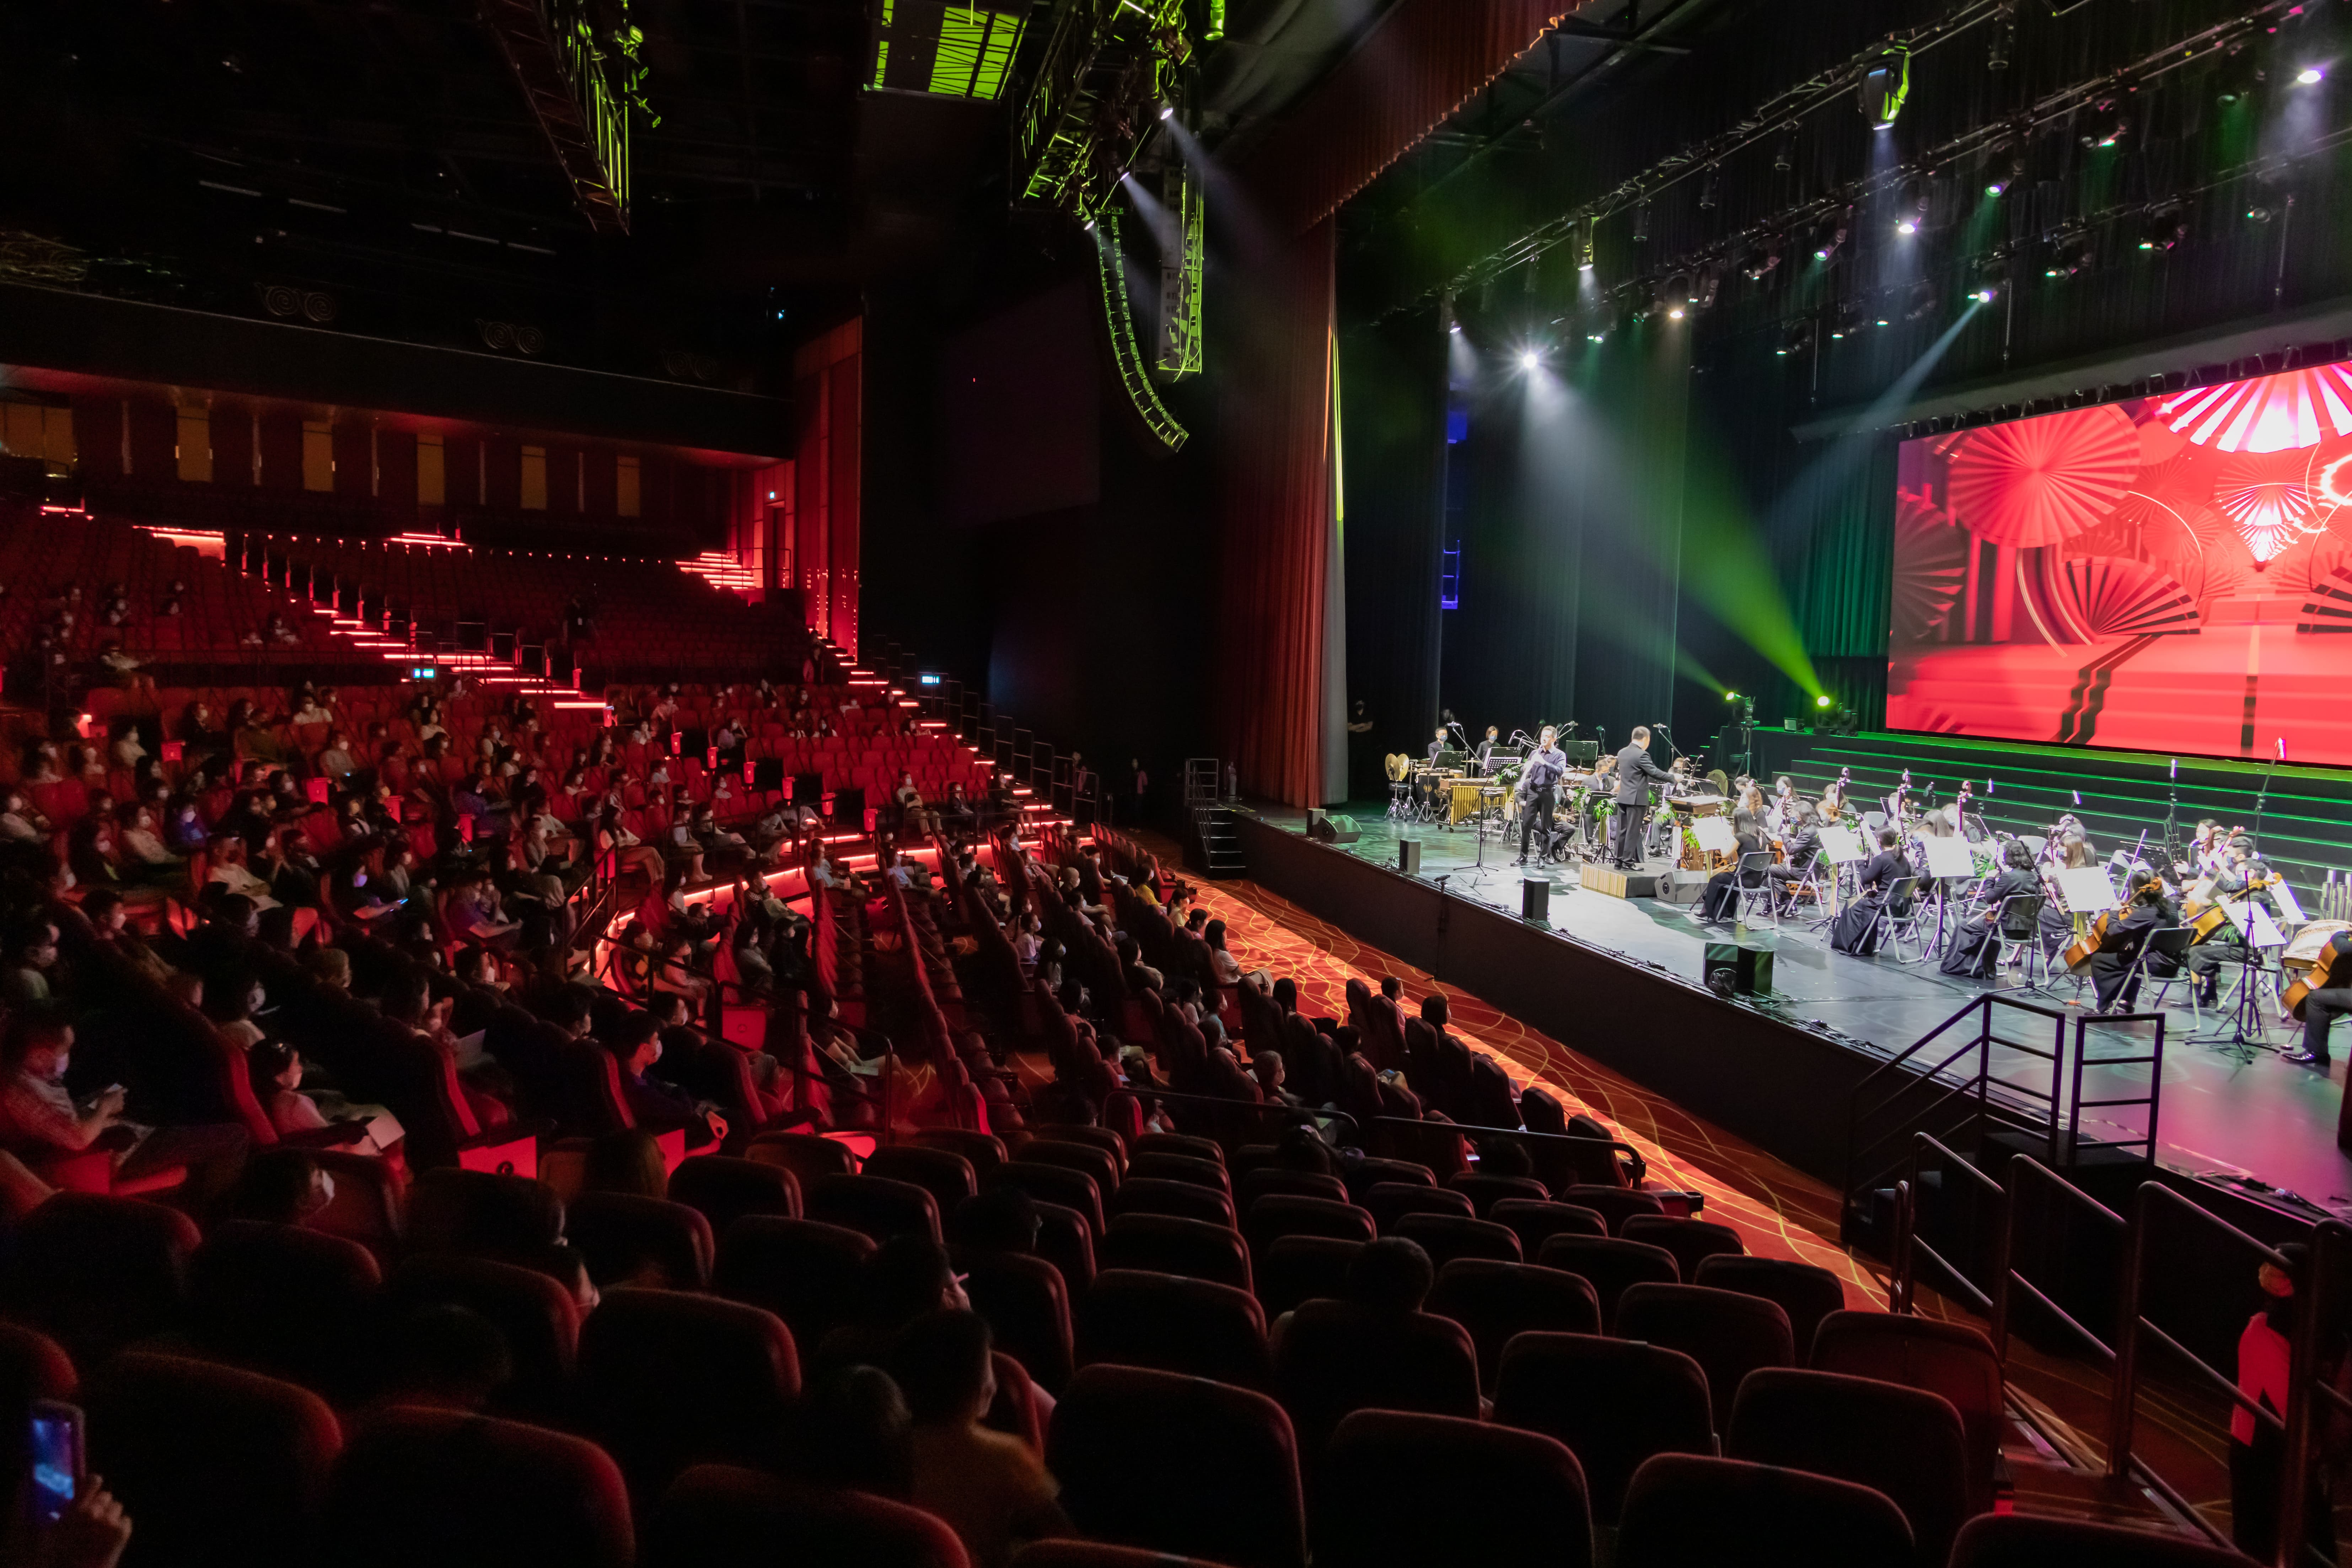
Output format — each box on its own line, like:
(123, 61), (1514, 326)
(1888, 357), (2352, 765)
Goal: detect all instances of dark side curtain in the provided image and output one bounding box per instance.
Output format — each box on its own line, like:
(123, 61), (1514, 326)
(1784, 435), (1898, 726)
(1338, 309), (1448, 799)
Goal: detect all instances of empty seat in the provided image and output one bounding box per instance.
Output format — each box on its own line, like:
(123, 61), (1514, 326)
(1014, 1543), (1226, 1568)
(643, 1463), (968, 1568)
(1810, 1311), (2005, 1514)
(328, 1405), (635, 1568)
(713, 1216), (875, 1349)
(1493, 1332), (1713, 1525)
(1534, 1234), (1679, 1323)
(1097, 1212), (1252, 1292)
(1125, 1151), (1230, 1193)
(1077, 1269), (1273, 1390)
(406, 1167), (564, 1260)
(1131, 1132), (1224, 1166)
(1679, 1258), (1841, 1362)
(1257, 1235), (1363, 1317)
(807, 1173), (944, 1244)
(565, 1192), (715, 1288)
(746, 1129), (861, 1183)
(1616, 1453), (1913, 1568)
(992, 1162), (1105, 1236)
(1620, 1214), (1745, 1280)
(1427, 1258), (1601, 1391)
(1558, 1185), (1665, 1234)
(1946, 1514), (2251, 1568)
(1108, 1176), (1235, 1229)
(1049, 1364), (1307, 1568)
(1317, 1409), (1593, 1568)
(1616, 1282), (1793, 1431)
(1362, 1181), (1475, 1235)
(383, 1254), (580, 1415)
(1236, 1169), (1349, 1208)
(1024, 1124), (1128, 1172)
(960, 1250), (1075, 1394)
(1727, 1367), (1972, 1566)
(1488, 1199), (1608, 1257)
(1271, 1299), (1481, 1459)
(1244, 1194), (1375, 1264)
(189, 1219), (382, 1402)
(6, 1193), (201, 1367)
(911, 1126), (1010, 1176)
(1034, 1201), (1097, 1292)
(1342, 1157), (1435, 1198)
(665, 1155), (802, 1236)
(1395, 1212), (1522, 1268)
(576, 1287), (801, 1499)
(1014, 1138), (1121, 1199)
(1446, 1172), (1552, 1217)
(91, 1350), (340, 1568)
(862, 1145), (980, 1216)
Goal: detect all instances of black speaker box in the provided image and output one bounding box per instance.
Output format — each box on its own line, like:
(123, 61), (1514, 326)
(1522, 877), (1551, 922)
(1398, 839), (1422, 875)
(1308, 811), (1360, 844)
(1703, 941), (1774, 997)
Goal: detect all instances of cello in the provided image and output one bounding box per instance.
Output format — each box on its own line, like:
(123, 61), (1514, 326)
(2285, 929), (2352, 1021)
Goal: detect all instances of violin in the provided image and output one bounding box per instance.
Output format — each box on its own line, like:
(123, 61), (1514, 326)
(2285, 938), (2347, 1022)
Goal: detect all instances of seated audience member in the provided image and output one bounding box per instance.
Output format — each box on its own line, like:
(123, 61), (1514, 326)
(605, 1011), (725, 1149)
(791, 1364), (914, 1499)
(582, 1128), (669, 1198)
(370, 1304), (514, 1416)
(891, 1310), (1072, 1568)
(0, 1008), (249, 1197)
(249, 1043), (402, 1155)
(816, 1236), (972, 1375)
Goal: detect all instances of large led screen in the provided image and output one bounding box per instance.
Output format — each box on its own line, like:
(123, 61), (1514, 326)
(1886, 363), (2352, 765)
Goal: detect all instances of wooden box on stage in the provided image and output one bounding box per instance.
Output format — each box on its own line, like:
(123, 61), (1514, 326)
(1582, 865), (1661, 900)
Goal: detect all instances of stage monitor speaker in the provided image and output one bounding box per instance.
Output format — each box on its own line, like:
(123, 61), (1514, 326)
(1398, 839), (1422, 874)
(1522, 877), (1551, 922)
(1309, 812), (1359, 844)
(1703, 942), (1774, 997)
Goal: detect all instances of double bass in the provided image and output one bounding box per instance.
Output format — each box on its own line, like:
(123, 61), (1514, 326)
(2285, 943), (2344, 1022)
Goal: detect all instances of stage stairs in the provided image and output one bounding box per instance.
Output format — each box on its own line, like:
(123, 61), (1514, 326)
(1183, 758), (1244, 880)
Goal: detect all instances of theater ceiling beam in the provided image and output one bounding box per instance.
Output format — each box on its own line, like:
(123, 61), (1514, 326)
(478, 0), (633, 235)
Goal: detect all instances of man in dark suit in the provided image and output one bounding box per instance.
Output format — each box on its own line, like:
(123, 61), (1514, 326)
(1607, 726), (1677, 869)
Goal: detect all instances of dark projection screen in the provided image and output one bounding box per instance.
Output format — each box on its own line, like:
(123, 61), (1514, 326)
(1885, 362), (2352, 765)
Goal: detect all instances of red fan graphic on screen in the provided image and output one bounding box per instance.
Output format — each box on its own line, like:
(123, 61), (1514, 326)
(1944, 405), (2139, 547)
(2158, 363), (2352, 452)
(2214, 449), (2321, 564)
(2025, 554), (2200, 643)
(1891, 490), (1967, 643)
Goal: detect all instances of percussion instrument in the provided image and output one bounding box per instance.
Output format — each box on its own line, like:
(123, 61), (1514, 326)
(1448, 780), (1488, 825)
(2283, 920), (2352, 970)
(2284, 930), (2349, 1021)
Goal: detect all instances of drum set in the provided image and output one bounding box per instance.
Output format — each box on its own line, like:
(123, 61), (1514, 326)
(1387, 750), (1621, 863)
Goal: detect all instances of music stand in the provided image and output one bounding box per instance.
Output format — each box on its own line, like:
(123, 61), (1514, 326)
(1918, 838), (1980, 961)
(2189, 901), (2286, 1060)
(1812, 826), (1869, 933)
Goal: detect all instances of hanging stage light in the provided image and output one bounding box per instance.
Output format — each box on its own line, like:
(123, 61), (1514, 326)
(1859, 44), (1912, 129)
(2044, 231), (2094, 278)
(1988, 0), (2015, 71)
(1970, 251), (2009, 301)
(2140, 205), (2187, 251)
(1632, 199), (1653, 243)
(1573, 216), (1596, 270)
(1774, 318), (1815, 357)
(1739, 242), (1781, 281)
(1811, 207), (1851, 262)
(1896, 176), (1927, 235)
(1773, 124), (1795, 171)
(1699, 164), (1721, 210)
(1985, 151), (2021, 196)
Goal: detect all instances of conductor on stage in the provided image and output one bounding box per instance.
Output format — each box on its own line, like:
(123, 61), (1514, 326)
(1609, 726), (1677, 870)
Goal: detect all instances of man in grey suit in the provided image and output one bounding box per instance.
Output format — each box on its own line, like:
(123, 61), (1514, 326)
(1608, 725), (1678, 869)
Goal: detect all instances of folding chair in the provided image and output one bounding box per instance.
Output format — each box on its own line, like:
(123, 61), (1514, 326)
(1730, 850), (1779, 927)
(1879, 879), (1927, 962)
(1991, 893), (2052, 989)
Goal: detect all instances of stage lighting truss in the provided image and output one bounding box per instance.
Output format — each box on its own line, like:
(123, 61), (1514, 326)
(1091, 209), (1188, 451)
(2140, 204), (2188, 251)
(2044, 230), (2095, 279)
(1155, 160), (1204, 380)
(1860, 43), (1912, 129)
(1013, 0), (1192, 221)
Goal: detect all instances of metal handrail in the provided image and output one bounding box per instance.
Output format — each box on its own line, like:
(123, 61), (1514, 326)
(2286, 1219), (2352, 1567)
(1102, 1085), (1361, 1148)
(1893, 1131), (2005, 1319)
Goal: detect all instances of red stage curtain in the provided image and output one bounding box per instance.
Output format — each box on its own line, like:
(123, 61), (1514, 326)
(1218, 220), (1336, 806)
(1239, 0), (1575, 236)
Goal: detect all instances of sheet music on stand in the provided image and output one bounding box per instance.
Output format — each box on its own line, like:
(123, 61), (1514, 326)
(1921, 838), (1977, 879)
(2270, 879), (2308, 925)
(1692, 817), (1738, 856)
(1819, 825), (1868, 864)
(2225, 900), (2288, 949)
(2056, 866), (2119, 914)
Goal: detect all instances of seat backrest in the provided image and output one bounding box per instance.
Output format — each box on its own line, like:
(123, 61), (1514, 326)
(1049, 1363), (1306, 1568)
(1244, 1194), (1375, 1263)
(1024, 1123), (1129, 1172)
(1341, 1157), (1436, 1197)
(1235, 1169), (1348, 1208)
(991, 1161), (1105, 1235)
(1695, 1255), (1849, 1370)
(384, 1253), (581, 1415)
(664, 1155), (802, 1236)
(807, 1172), (945, 1245)
(90, 1349), (342, 1568)
(1011, 1543), (1227, 1568)
(862, 1145), (980, 1215)
(1015, 1135), (1122, 1198)
(1809, 1311), (2004, 1513)
(1557, 1185), (1665, 1233)
(1077, 1269), (1273, 1391)
(1271, 1299), (1482, 1460)
(958, 1250), (1076, 1395)
(1445, 1172), (1552, 1217)
(1034, 1200), (1097, 1292)
(1395, 1212), (1523, 1268)
(1317, 1409), (1592, 1568)
(1533, 1234), (1679, 1323)
(565, 1192), (716, 1289)
(1946, 1513), (2251, 1568)
(642, 1463), (969, 1568)
(1426, 1258), (1601, 1392)
(328, 1405), (635, 1568)
(7, 1192), (202, 1366)
(0, 1320), (77, 1483)
(405, 1167), (564, 1260)
(1492, 1331), (1713, 1526)
(576, 1287), (801, 1500)
(910, 1126), (1010, 1175)
(1362, 1181), (1475, 1235)
(1097, 1212), (1253, 1292)
(189, 1219), (383, 1402)
(746, 1129), (860, 1183)
(1108, 1176), (1236, 1229)
(1131, 1132), (1224, 1167)
(1619, 1214), (1745, 1281)
(1726, 1367), (1971, 1565)
(1125, 1151), (1231, 1193)
(1615, 1453), (1913, 1568)
(712, 1215), (876, 1349)
(1616, 1282), (1794, 1431)
(1489, 1198), (1608, 1256)
(1256, 1235), (1364, 1317)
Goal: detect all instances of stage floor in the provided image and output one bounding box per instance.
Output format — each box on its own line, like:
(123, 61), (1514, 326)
(1296, 802), (2352, 1215)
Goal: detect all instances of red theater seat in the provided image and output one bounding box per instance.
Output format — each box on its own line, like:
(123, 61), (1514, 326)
(188, 1219), (383, 1402)
(329, 1406), (635, 1568)
(643, 1464), (968, 1568)
(960, 1250), (1075, 1394)
(1108, 1175), (1236, 1229)
(1615, 1282), (1795, 1431)
(1427, 1258), (1602, 1391)
(575, 1287), (801, 1500)
(1256, 1234), (1363, 1317)
(664, 1153), (803, 1236)
(1533, 1233), (1680, 1324)
(712, 1215), (875, 1349)
(1096, 1212), (1252, 1291)
(1076, 1269), (1273, 1391)
(1271, 1298), (1481, 1461)
(1317, 1409), (1594, 1568)
(861, 1144), (980, 1216)
(1696, 1254), (1849, 1363)
(383, 1253), (582, 1417)
(5, 1193), (201, 1368)
(1620, 1213), (1746, 1280)
(1615, 1453), (1914, 1568)
(1492, 1331), (1714, 1524)
(1726, 1367), (1974, 1566)
(563, 1191), (716, 1289)
(1361, 1180), (1475, 1235)
(1395, 1210), (1523, 1268)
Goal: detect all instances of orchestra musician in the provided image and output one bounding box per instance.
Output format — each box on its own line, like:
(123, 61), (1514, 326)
(1515, 725), (1569, 867)
(1699, 820), (1769, 922)
(2288, 928), (2352, 1070)
(1940, 840), (2042, 978)
(1881, 768), (1914, 822)
(1819, 775), (1851, 824)
(2174, 818), (2228, 882)
(1766, 776), (1798, 836)
(1476, 726), (1506, 774)
(1731, 783), (1768, 839)
(2186, 841), (2281, 1007)
(1425, 725), (1450, 765)
(1766, 799), (1822, 909)
(2087, 879), (2180, 1015)
(1830, 826), (1912, 955)
(1607, 727), (1678, 870)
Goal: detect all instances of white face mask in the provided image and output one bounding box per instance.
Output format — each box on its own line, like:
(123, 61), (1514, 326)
(49, 1056), (68, 1079)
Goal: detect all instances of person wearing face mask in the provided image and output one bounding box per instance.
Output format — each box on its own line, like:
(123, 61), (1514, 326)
(117, 801), (184, 882)
(0, 1009), (250, 1198)
(605, 1011), (726, 1149)
(0, 788), (49, 844)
